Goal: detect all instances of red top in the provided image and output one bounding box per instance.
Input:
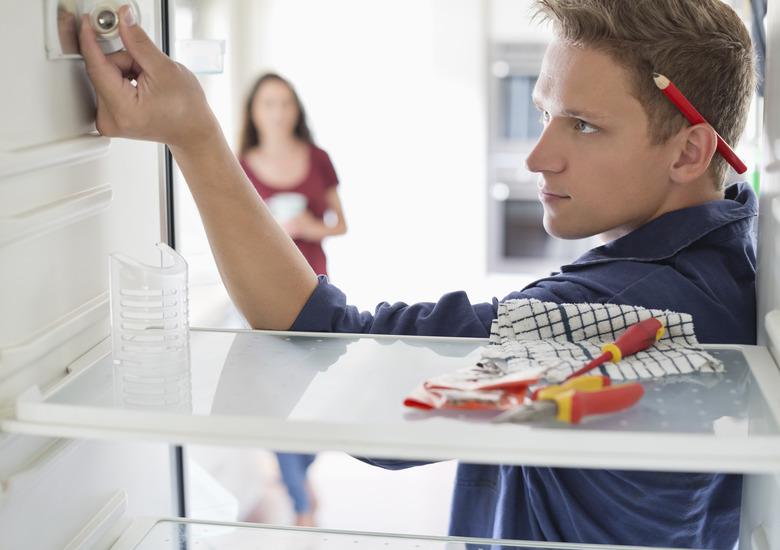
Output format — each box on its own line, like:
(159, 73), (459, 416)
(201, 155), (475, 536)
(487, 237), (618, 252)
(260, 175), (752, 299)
(240, 145), (339, 275)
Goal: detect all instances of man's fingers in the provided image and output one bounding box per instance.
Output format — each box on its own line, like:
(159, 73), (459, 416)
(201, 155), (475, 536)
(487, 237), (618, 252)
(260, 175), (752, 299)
(94, 95), (120, 137)
(79, 13), (140, 77)
(78, 15), (124, 99)
(106, 50), (143, 78)
(117, 5), (169, 73)
(78, 14), (104, 63)
(79, 15), (112, 73)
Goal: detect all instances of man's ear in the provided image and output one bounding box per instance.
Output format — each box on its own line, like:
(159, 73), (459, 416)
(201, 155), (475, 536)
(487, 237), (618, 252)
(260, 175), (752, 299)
(669, 123), (718, 183)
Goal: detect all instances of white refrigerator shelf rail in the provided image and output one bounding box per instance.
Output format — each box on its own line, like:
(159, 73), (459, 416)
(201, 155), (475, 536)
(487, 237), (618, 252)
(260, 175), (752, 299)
(109, 517), (686, 550)
(3, 329), (780, 474)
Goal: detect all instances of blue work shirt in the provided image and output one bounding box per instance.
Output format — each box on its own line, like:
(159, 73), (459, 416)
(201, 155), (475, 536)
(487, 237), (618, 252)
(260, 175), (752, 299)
(291, 183), (757, 548)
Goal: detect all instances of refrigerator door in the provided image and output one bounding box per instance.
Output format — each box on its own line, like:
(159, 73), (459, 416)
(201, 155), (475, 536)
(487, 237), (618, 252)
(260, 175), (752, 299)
(0, 1), (174, 548)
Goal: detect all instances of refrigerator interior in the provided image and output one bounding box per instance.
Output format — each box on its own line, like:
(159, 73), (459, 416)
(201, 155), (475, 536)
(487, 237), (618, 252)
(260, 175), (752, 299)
(0, 1), (779, 549)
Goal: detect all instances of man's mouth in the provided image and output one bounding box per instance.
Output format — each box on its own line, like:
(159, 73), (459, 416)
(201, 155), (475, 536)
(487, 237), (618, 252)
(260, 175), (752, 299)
(539, 188), (571, 200)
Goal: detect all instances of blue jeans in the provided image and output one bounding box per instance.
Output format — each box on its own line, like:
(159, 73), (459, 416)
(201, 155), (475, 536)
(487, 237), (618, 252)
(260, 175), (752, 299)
(276, 452), (316, 513)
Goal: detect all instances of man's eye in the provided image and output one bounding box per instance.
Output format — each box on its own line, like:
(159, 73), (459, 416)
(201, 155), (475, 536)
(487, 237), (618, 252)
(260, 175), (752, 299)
(574, 119), (598, 134)
(539, 111), (551, 124)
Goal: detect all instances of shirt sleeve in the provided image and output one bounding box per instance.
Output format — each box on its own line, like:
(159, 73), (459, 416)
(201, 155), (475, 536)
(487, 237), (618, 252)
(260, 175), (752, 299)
(504, 276), (596, 304)
(290, 276), (498, 338)
(318, 148), (339, 188)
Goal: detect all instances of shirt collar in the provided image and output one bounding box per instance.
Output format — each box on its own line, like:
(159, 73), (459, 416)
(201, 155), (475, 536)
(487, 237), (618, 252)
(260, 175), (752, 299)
(561, 182), (758, 270)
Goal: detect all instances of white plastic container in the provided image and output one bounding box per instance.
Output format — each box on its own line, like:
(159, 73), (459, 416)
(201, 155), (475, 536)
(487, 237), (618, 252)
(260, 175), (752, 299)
(109, 243), (191, 412)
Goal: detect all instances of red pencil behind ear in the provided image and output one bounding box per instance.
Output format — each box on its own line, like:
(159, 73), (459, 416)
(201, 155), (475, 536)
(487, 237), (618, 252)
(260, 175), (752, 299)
(653, 73), (747, 175)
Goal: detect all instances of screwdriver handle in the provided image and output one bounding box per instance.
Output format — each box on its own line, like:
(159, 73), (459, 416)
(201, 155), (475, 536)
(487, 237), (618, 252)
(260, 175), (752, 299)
(603, 317), (665, 362)
(560, 383), (645, 423)
(564, 317), (665, 381)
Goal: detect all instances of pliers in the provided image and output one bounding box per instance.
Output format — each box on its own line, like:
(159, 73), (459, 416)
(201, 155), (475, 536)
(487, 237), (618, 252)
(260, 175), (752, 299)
(492, 375), (644, 424)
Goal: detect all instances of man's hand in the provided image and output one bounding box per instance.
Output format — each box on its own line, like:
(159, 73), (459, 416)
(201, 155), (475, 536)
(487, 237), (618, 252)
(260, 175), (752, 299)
(78, 5), (218, 149)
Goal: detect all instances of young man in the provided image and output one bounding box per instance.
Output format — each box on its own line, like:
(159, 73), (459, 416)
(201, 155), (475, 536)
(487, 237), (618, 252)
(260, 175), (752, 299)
(78, 0), (757, 547)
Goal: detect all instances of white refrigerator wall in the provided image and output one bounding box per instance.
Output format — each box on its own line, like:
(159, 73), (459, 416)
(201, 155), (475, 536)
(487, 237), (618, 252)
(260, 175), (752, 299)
(743, 0), (780, 548)
(0, 1), (173, 548)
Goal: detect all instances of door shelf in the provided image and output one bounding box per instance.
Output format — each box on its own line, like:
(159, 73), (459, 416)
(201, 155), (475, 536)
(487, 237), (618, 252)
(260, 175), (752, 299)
(4, 329), (780, 474)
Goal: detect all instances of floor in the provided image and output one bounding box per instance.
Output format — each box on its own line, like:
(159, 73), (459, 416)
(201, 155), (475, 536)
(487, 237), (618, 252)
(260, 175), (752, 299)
(187, 447), (457, 537)
(185, 290), (459, 537)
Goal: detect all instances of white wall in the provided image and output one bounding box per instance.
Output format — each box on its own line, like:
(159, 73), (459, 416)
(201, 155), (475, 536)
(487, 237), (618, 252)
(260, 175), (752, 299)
(489, 0), (554, 43)
(178, 0), (548, 320)
(247, 0), (489, 308)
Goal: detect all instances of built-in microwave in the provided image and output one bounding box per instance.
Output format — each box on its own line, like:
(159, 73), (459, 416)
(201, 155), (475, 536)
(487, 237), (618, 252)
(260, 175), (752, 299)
(487, 43), (595, 275)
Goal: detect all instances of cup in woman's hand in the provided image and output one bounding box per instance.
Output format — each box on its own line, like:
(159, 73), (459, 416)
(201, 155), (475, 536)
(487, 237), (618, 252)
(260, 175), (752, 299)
(268, 193), (307, 223)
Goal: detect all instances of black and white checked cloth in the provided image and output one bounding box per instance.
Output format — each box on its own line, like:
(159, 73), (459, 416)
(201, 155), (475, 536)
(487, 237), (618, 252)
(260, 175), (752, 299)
(482, 299), (723, 381)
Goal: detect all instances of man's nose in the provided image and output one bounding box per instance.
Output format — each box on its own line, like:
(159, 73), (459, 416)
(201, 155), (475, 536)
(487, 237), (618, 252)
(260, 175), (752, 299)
(525, 127), (565, 174)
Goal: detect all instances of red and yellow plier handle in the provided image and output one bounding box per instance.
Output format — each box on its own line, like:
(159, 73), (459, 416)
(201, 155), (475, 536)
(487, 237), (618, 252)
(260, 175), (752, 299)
(494, 375), (644, 424)
(535, 375), (644, 423)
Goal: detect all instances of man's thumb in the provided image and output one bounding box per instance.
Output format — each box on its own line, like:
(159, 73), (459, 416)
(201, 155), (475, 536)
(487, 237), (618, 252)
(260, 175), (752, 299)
(117, 4), (167, 71)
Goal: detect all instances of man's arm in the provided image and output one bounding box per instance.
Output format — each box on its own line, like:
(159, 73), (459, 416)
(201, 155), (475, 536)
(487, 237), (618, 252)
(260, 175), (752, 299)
(169, 134), (317, 330)
(78, 6), (317, 330)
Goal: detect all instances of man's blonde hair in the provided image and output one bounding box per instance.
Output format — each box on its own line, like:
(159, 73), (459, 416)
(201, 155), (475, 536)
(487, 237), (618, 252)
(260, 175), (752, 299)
(534, 0), (756, 186)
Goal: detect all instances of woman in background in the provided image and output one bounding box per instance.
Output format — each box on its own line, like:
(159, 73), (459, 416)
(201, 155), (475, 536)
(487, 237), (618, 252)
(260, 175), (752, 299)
(238, 73), (347, 527)
(239, 72), (346, 277)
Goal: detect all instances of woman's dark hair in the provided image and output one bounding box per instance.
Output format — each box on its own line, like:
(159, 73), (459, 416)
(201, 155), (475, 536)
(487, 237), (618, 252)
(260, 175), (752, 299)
(238, 73), (313, 157)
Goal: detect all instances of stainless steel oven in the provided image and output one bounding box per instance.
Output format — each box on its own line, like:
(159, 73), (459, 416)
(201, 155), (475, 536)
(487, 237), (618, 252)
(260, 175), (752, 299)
(487, 43), (594, 275)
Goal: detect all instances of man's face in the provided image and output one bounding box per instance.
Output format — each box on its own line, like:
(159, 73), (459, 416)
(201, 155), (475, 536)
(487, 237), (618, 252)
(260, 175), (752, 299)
(527, 40), (677, 241)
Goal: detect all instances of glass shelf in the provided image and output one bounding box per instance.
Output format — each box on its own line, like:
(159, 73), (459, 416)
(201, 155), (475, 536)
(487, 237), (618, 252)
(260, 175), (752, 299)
(7, 329), (780, 474)
(111, 518), (682, 550)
